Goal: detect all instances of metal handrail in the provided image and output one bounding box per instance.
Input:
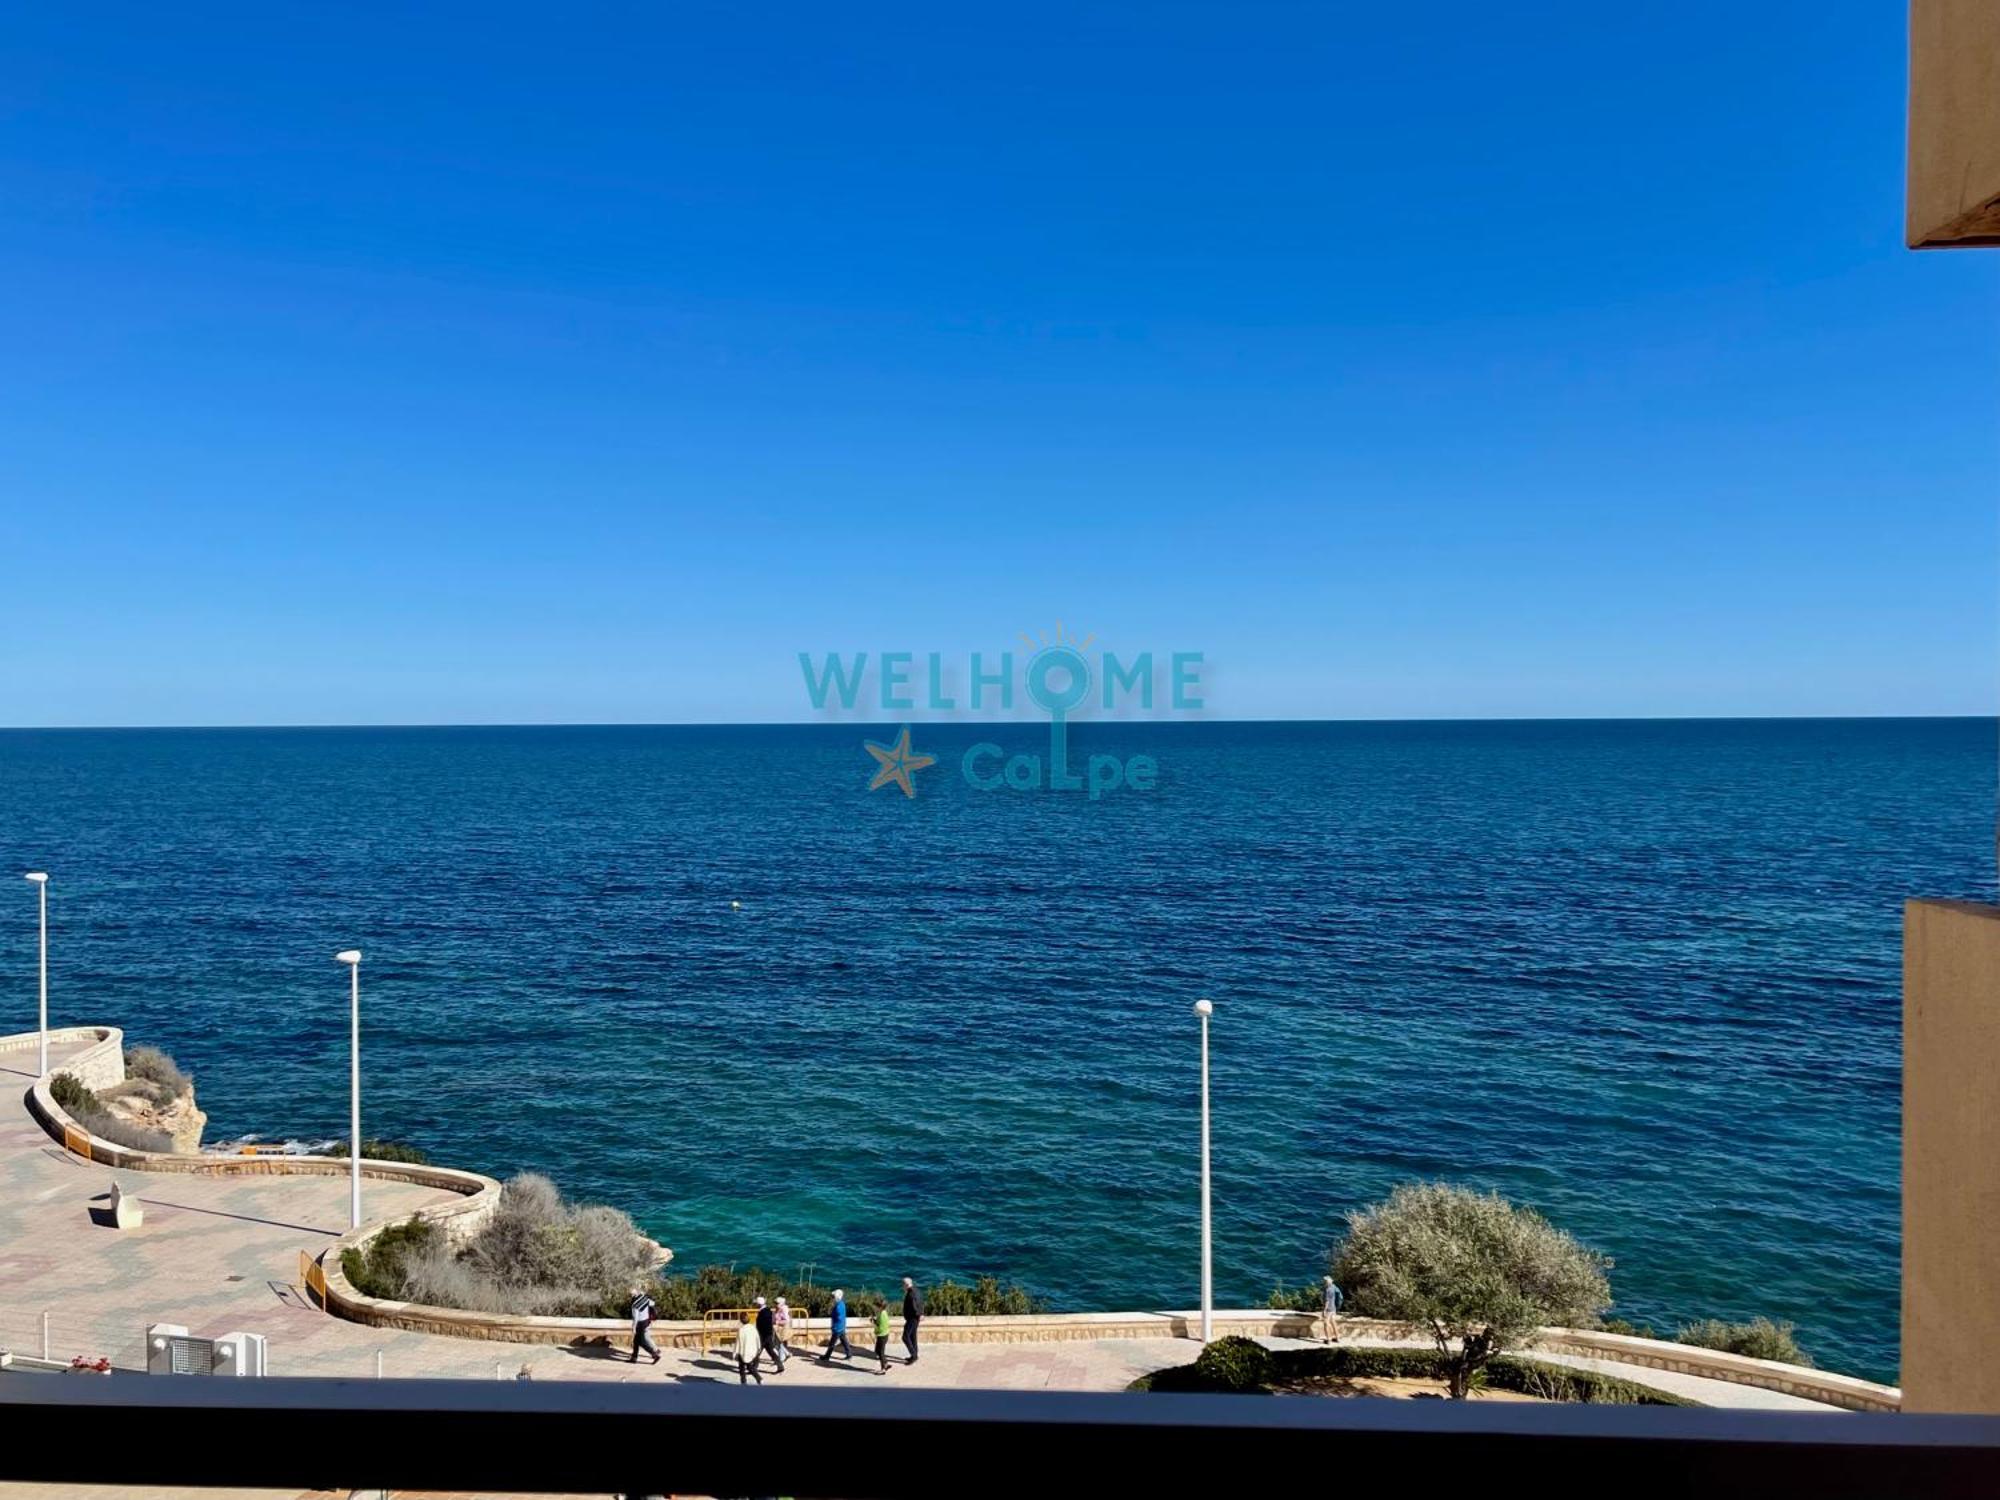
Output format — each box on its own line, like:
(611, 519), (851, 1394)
(699, 1305), (757, 1350)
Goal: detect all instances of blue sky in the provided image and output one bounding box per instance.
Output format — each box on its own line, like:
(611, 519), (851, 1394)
(0, 2), (1991, 724)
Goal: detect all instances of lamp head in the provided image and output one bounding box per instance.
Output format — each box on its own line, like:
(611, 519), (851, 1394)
(1194, 998), (1213, 1018)
(335, 949), (362, 966)
(24, 872), (47, 884)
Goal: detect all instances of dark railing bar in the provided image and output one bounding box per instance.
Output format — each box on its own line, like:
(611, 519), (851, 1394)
(3, 1377), (1997, 1497)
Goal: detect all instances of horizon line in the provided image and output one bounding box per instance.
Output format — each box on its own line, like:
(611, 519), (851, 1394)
(0, 713), (1993, 732)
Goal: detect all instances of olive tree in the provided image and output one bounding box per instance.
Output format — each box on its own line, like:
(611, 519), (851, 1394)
(1332, 1182), (1611, 1398)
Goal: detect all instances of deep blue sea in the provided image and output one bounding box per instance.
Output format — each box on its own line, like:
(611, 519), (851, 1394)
(1, 720), (1992, 1383)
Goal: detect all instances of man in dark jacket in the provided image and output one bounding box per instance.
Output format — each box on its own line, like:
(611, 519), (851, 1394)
(754, 1296), (786, 1372)
(900, 1277), (923, 1365)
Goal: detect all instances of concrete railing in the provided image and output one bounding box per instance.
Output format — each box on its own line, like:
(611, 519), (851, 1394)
(2, 1024), (126, 1091)
(1534, 1328), (1902, 1413)
(308, 1295), (1332, 1351)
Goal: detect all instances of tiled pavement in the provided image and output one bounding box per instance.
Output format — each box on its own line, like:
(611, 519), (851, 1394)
(0, 1039), (457, 1373)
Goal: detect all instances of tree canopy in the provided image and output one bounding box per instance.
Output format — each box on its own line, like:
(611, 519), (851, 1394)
(1332, 1181), (1612, 1397)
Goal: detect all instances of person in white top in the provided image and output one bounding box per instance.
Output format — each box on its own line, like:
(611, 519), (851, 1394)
(628, 1286), (660, 1364)
(734, 1313), (763, 1384)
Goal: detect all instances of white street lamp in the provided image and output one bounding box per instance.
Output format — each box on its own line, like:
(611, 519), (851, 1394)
(1194, 997), (1214, 1345)
(335, 949), (363, 1230)
(24, 873), (48, 1077)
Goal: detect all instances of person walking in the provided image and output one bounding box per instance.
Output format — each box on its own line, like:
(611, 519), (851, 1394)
(754, 1296), (786, 1372)
(774, 1296), (793, 1358)
(1320, 1275), (1343, 1344)
(900, 1277), (924, 1366)
(627, 1286), (660, 1365)
(820, 1288), (853, 1363)
(872, 1299), (893, 1374)
(734, 1312), (763, 1385)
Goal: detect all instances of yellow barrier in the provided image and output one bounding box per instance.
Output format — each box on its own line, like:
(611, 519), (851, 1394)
(299, 1251), (328, 1311)
(701, 1307), (757, 1351)
(61, 1123), (91, 1161)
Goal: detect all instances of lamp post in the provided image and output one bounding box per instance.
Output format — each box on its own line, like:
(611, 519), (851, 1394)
(1194, 997), (1213, 1344)
(24, 873), (48, 1077)
(335, 949), (362, 1229)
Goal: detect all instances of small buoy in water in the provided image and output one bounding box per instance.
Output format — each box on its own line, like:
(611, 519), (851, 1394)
(731, 900), (742, 910)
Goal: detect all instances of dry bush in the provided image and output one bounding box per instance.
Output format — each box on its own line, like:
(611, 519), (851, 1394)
(125, 1045), (192, 1097)
(80, 1111), (173, 1153)
(458, 1173), (656, 1308)
(359, 1173), (661, 1317)
(399, 1238), (569, 1315)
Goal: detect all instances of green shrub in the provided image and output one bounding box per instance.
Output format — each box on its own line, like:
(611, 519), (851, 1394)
(1267, 1281), (1323, 1312)
(125, 1045), (192, 1098)
(49, 1072), (99, 1115)
(923, 1277), (1049, 1317)
(1189, 1336), (1276, 1393)
(1676, 1317), (1811, 1367)
(1484, 1356), (1690, 1405)
(341, 1216), (443, 1299)
(1132, 1344), (1693, 1405)
(636, 1267), (1037, 1322)
(646, 1265), (823, 1321)
(1286, 1344), (1446, 1382)
(315, 1138), (431, 1165)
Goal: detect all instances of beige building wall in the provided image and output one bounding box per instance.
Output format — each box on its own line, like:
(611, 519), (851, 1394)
(1909, 0), (2000, 245)
(1904, 0), (2000, 1415)
(1903, 900), (2000, 1411)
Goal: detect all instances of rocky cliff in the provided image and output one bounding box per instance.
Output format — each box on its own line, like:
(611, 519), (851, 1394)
(99, 1077), (207, 1153)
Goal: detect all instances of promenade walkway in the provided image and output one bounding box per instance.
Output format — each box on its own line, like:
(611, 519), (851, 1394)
(0, 1035), (1842, 1408)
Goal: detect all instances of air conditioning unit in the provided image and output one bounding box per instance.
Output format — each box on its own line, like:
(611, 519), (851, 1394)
(145, 1324), (268, 1376)
(145, 1324), (216, 1375)
(212, 1331), (269, 1377)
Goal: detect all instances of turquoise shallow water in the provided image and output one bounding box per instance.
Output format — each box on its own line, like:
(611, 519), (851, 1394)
(0, 719), (1991, 1383)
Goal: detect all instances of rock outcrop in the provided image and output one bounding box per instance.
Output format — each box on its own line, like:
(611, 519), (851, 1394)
(100, 1079), (207, 1154)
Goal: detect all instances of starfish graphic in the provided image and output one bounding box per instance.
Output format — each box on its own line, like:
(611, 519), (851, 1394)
(863, 725), (937, 798)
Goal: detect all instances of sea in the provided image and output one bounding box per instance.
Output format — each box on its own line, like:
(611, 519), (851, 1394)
(1, 719), (1991, 1384)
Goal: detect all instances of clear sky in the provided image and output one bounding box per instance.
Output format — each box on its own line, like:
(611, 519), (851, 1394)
(1, 2), (1992, 725)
